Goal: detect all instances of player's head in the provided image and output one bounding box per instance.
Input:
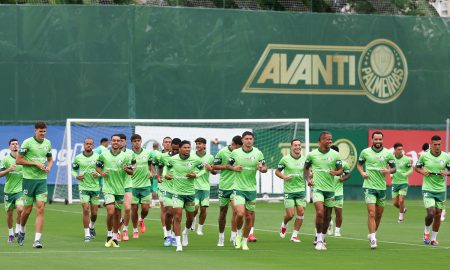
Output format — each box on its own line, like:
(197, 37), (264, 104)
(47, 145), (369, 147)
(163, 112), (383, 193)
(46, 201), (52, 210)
(100, 137), (109, 147)
(330, 145), (339, 152)
(430, 135), (441, 154)
(179, 140), (191, 156)
(231, 135), (243, 150)
(131, 134), (142, 149)
(83, 138), (94, 153)
(117, 134), (127, 149)
(34, 121), (47, 140)
(171, 138), (181, 155)
(318, 131), (332, 150)
(371, 131), (383, 148)
(195, 137), (207, 152)
(393, 143), (403, 156)
(8, 138), (19, 152)
(110, 134), (121, 150)
(291, 139), (302, 155)
(242, 131), (254, 148)
(422, 143), (430, 152)
(153, 142), (159, 151)
(163, 136), (172, 151)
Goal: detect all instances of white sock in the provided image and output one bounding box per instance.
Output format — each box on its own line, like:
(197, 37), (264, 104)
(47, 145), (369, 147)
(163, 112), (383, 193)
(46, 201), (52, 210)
(219, 232), (224, 239)
(335, 227), (341, 233)
(21, 226), (26, 233)
(315, 228), (317, 236)
(184, 227), (189, 235)
(250, 227), (254, 235)
(369, 233), (376, 241)
(317, 233), (323, 242)
(163, 227), (168, 238)
(431, 231), (438, 241)
(281, 222), (287, 228)
(133, 228), (139, 233)
(292, 230), (299, 238)
(138, 216), (142, 222)
(107, 230), (113, 237)
(112, 233), (118, 240)
(89, 221), (95, 228)
(425, 226), (431, 233)
(84, 228), (90, 237)
(237, 228), (242, 236)
(176, 236), (181, 246)
(35, 233), (42, 241)
(399, 213), (404, 219)
(231, 231), (237, 239)
(15, 224), (21, 233)
(123, 225), (128, 231)
(242, 237), (248, 243)
(8, 228), (14, 236)
(197, 224), (203, 232)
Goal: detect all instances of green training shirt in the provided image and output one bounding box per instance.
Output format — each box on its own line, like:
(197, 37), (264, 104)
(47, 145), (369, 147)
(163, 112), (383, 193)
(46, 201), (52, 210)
(132, 148), (152, 188)
(96, 150), (133, 195)
(358, 147), (395, 190)
(392, 155), (412, 185)
(334, 161), (351, 196)
(305, 149), (342, 192)
(214, 146), (235, 190)
(194, 152), (214, 191)
(72, 152), (100, 191)
(277, 153), (306, 193)
(168, 154), (203, 195)
(416, 151), (450, 193)
(19, 136), (52, 180)
(0, 154), (23, 194)
(228, 147), (265, 192)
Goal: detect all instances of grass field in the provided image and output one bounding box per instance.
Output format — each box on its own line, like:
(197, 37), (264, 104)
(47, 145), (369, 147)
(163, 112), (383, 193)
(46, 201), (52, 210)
(0, 200), (448, 269)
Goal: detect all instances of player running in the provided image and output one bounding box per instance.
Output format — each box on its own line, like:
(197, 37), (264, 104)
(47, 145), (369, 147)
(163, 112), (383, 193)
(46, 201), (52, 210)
(391, 143), (412, 223)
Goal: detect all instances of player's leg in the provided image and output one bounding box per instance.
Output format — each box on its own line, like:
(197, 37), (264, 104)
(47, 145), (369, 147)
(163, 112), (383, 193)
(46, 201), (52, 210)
(230, 192), (238, 243)
(334, 207), (343, 236)
(196, 190), (209, 235)
(291, 204), (305, 242)
(82, 202), (91, 241)
(172, 194), (184, 251)
(233, 195), (246, 249)
(241, 209), (253, 250)
(131, 204), (139, 238)
(312, 189), (326, 250)
(164, 191), (175, 246)
(217, 189), (231, 246)
(104, 199), (115, 247)
(15, 196), (24, 237)
(280, 206), (294, 238)
(89, 202), (98, 239)
(112, 206), (121, 247)
(392, 185), (400, 209)
(430, 206), (442, 246)
(33, 186), (47, 248)
(326, 207), (334, 236)
(183, 197), (196, 247)
(374, 192), (386, 231)
(248, 211), (257, 242)
(138, 188), (151, 235)
(367, 203), (377, 249)
(122, 190), (132, 241)
(6, 207), (14, 242)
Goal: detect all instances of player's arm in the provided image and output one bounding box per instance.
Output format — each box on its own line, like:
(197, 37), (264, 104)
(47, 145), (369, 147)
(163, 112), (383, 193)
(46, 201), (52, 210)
(380, 155), (396, 175)
(340, 167), (351, 182)
(72, 160), (84, 180)
(95, 158), (108, 178)
(212, 154), (225, 171)
(357, 152), (369, 179)
(402, 161), (413, 177)
(123, 158), (135, 176)
(226, 156), (242, 172)
(441, 161), (450, 177)
(275, 162), (291, 181)
(257, 159), (268, 173)
(304, 157), (313, 186)
(330, 160), (343, 176)
(414, 157), (430, 176)
(16, 148), (44, 169)
(45, 154), (53, 173)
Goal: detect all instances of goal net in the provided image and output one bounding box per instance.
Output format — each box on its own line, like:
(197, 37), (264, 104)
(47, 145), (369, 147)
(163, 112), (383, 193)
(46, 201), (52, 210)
(53, 119), (310, 204)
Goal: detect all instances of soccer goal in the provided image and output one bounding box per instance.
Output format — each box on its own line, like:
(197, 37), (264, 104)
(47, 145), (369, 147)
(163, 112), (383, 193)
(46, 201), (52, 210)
(53, 119), (310, 204)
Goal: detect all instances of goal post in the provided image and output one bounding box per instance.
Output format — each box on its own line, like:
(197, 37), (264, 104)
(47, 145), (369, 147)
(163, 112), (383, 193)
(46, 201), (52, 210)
(54, 118), (310, 204)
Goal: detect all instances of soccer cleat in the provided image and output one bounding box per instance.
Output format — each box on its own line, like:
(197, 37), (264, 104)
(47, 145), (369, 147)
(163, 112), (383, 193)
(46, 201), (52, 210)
(122, 230), (129, 241)
(139, 219), (146, 234)
(89, 227), (96, 239)
(430, 240), (439, 246)
(84, 236), (91, 242)
(32, 240), (43, 249)
(315, 241), (324, 251)
(370, 239), (377, 249)
(171, 237), (177, 247)
(14, 232), (18, 238)
(8, 235), (14, 243)
(217, 237), (225, 247)
(334, 231), (342, 237)
(176, 245), (183, 252)
(327, 220), (334, 236)
(117, 231), (121, 242)
(279, 225), (287, 238)
(248, 234), (257, 242)
(112, 239), (120, 248)
(313, 236), (317, 246)
(196, 229), (204, 236)
(230, 235), (236, 246)
(241, 241), (249, 251)
(105, 237), (113, 247)
(423, 232), (431, 245)
(17, 232), (25, 246)
(290, 236), (301, 243)
(163, 236), (172, 247)
(235, 236), (242, 249)
(133, 231), (139, 239)
(182, 232), (189, 247)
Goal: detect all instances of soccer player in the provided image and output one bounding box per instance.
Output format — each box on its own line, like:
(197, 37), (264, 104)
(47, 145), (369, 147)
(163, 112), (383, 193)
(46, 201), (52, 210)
(118, 133), (135, 241)
(305, 131), (342, 251)
(16, 121), (53, 248)
(159, 138), (181, 247)
(227, 131), (267, 251)
(357, 131), (396, 249)
(72, 138), (100, 242)
(165, 140), (205, 252)
(214, 135), (242, 247)
(192, 137), (216, 235)
(275, 139), (307, 243)
(94, 137), (109, 200)
(391, 143), (412, 223)
(130, 134), (153, 238)
(327, 145), (351, 237)
(96, 134), (134, 248)
(0, 139), (24, 243)
(150, 142), (161, 208)
(155, 137), (172, 232)
(414, 135), (450, 246)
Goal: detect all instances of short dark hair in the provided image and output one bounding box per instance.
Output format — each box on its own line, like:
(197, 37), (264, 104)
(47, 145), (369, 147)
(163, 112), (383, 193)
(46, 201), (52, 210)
(163, 136), (172, 141)
(35, 121), (47, 129)
(194, 137), (207, 144)
(232, 135), (242, 146)
(131, 134), (141, 141)
(180, 140), (191, 147)
(172, 138), (182, 146)
(372, 131), (383, 138)
(84, 137), (94, 143)
(393, 143), (403, 149)
(291, 139), (301, 145)
(9, 138), (18, 145)
(318, 131), (331, 141)
(117, 133), (126, 140)
(100, 138), (108, 143)
(431, 135), (441, 141)
(422, 143), (430, 151)
(242, 131), (254, 138)
(111, 134), (121, 140)
(330, 145), (339, 152)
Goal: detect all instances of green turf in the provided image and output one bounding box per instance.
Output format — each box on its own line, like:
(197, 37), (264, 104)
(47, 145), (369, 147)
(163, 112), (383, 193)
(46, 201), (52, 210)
(0, 200), (448, 269)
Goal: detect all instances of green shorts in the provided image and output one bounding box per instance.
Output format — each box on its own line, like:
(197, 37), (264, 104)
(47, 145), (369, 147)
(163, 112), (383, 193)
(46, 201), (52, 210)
(163, 191), (173, 208)
(124, 187), (133, 193)
(150, 178), (159, 193)
(218, 189), (234, 207)
(195, 189), (210, 207)
(173, 194), (195, 212)
(334, 195), (344, 208)
(104, 193), (124, 210)
(234, 190), (256, 212)
(423, 190), (446, 210)
(4, 192), (24, 211)
(22, 179), (48, 206)
(312, 189), (335, 208)
(364, 188), (386, 206)
(284, 191), (307, 209)
(80, 190), (100, 205)
(392, 183), (408, 197)
(132, 186), (151, 205)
